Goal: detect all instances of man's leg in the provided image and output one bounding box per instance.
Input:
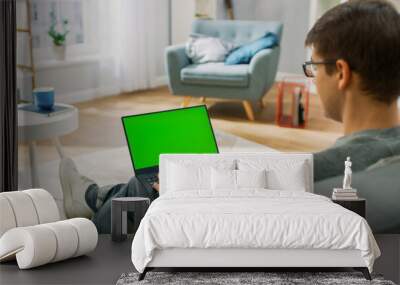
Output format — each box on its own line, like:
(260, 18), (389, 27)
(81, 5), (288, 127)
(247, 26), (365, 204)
(84, 183), (126, 213)
(91, 176), (158, 233)
(59, 158), (158, 232)
(59, 158), (97, 218)
(59, 158), (126, 218)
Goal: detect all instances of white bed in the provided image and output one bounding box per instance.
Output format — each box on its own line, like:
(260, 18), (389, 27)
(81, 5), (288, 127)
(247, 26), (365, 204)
(131, 153), (380, 280)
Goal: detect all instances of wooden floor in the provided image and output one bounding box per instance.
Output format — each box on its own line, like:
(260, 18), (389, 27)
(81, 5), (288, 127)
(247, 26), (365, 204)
(1, 234), (398, 284)
(18, 84), (343, 166)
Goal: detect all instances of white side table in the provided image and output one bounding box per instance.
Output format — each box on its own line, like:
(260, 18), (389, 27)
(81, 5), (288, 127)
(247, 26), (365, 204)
(18, 103), (79, 187)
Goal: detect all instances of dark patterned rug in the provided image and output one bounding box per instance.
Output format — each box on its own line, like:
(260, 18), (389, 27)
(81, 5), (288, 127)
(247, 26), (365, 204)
(116, 271), (396, 285)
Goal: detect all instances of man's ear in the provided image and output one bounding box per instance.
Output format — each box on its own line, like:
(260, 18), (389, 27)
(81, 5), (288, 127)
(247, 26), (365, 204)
(335, 59), (351, 91)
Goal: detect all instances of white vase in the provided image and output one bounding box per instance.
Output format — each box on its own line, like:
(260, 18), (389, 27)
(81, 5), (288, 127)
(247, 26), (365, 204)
(53, 44), (66, 61)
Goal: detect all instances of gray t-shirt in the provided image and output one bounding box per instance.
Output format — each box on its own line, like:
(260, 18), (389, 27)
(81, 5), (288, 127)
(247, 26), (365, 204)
(313, 126), (400, 182)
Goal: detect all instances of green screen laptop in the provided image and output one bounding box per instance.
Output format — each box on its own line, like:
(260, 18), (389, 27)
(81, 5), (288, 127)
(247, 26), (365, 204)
(121, 105), (219, 189)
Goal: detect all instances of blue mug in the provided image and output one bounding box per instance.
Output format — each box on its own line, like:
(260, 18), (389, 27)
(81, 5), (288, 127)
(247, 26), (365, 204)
(33, 87), (55, 111)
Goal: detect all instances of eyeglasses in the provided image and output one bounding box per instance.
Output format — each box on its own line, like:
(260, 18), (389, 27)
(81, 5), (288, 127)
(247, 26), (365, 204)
(302, 60), (337, 78)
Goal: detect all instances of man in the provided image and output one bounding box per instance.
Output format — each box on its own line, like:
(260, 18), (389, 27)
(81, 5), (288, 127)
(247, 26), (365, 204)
(306, 0), (400, 181)
(60, 0), (400, 233)
(305, 0), (400, 233)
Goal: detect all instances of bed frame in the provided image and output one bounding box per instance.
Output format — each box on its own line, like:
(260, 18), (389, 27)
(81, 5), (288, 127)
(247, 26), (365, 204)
(137, 154), (372, 281)
(138, 248), (371, 281)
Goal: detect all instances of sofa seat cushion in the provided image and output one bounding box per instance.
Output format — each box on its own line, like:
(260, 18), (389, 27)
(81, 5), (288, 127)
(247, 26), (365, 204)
(181, 63), (249, 87)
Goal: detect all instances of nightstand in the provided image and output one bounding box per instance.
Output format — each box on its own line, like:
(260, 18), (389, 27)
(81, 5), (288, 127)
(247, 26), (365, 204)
(111, 197), (150, 242)
(332, 198), (366, 218)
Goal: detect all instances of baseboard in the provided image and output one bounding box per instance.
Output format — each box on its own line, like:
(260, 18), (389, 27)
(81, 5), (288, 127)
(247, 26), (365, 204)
(56, 85), (121, 103)
(56, 88), (98, 104)
(151, 76), (168, 88)
(56, 77), (167, 104)
(96, 86), (121, 98)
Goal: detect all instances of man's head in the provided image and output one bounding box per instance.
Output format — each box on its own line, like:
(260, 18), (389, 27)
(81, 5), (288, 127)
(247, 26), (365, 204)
(305, 0), (400, 122)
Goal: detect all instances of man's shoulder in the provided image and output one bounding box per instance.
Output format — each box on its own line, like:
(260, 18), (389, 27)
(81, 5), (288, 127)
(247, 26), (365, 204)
(334, 126), (400, 147)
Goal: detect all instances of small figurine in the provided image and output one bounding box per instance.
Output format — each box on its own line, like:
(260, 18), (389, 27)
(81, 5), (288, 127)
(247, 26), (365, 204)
(343, 157), (352, 189)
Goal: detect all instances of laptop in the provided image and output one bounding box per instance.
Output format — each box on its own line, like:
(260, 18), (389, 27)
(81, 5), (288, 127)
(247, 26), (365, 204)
(121, 105), (219, 191)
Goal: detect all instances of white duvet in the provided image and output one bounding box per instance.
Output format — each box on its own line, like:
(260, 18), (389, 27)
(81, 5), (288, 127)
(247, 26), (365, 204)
(131, 190), (380, 273)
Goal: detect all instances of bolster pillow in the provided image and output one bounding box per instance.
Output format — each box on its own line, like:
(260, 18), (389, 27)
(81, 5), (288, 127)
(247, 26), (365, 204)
(0, 189), (60, 237)
(0, 218), (98, 269)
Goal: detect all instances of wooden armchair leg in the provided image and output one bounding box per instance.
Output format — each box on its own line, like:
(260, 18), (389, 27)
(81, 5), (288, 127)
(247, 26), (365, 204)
(181, 96), (192, 108)
(242, 100), (255, 121)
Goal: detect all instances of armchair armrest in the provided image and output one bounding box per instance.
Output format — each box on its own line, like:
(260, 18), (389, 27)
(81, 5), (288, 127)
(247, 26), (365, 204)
(249, 47), (280, 96)
(165, 44), (190, 69)
(165, 45), (191, 93)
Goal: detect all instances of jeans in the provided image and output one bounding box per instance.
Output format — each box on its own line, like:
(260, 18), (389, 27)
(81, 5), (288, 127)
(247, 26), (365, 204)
(85, 176), (159, 233)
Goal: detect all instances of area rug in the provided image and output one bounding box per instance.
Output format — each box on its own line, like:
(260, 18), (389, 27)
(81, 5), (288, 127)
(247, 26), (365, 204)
(116, 271), (395, 285)
(18, 130), (274, 219)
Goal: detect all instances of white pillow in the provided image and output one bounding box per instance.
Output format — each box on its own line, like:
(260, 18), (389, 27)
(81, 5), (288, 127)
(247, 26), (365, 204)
(211, 169), (267, 190)
(166, 159), (236, 191)
(211, 168), (236, 190)
(185, 34), (236, 64)
(238, 159), (310, 191)
(236, 169), (267, 189)
(167, 162), (209, 191)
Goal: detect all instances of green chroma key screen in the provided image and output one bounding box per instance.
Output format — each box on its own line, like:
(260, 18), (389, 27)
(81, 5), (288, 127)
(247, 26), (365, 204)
(122, 105), (219, 171)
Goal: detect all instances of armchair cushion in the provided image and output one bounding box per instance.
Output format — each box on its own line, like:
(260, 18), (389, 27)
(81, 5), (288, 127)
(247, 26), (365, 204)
(181, 62), (249, 87)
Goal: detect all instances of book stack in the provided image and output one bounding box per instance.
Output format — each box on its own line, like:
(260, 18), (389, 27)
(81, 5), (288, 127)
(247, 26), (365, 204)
(332, 188), (358, 200)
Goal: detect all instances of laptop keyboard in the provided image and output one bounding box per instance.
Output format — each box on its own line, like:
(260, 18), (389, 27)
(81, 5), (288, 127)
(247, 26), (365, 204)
(145, 175), (158, 184)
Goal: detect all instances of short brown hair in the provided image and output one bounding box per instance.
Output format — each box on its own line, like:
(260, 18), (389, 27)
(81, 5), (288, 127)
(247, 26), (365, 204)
(305, 0), (400, 103)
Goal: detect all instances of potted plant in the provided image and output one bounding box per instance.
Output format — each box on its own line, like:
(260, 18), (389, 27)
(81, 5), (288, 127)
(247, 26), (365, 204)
(48, 11), (69, 60)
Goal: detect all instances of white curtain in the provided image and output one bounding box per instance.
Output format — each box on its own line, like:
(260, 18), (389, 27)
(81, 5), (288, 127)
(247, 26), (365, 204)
(97, 0), (167, 96)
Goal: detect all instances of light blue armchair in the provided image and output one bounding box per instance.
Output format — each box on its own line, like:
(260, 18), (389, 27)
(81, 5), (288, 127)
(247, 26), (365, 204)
(165, 20), (283, 121)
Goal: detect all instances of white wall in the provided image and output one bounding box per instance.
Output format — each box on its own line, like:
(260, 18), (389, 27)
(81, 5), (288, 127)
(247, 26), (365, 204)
(217, 0), (311, 75)
(170, 0), (311, 75)
(17, 0), (102, 103)
(153, 2), (170, 81)
(171, 0), (196, 44)
(17, 0), (169, 104)
(170, 0), (219, 45)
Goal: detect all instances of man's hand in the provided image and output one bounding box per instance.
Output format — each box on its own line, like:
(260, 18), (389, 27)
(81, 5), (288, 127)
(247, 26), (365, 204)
(152, 182), (159, 192)
(152, 173), (160, 192)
